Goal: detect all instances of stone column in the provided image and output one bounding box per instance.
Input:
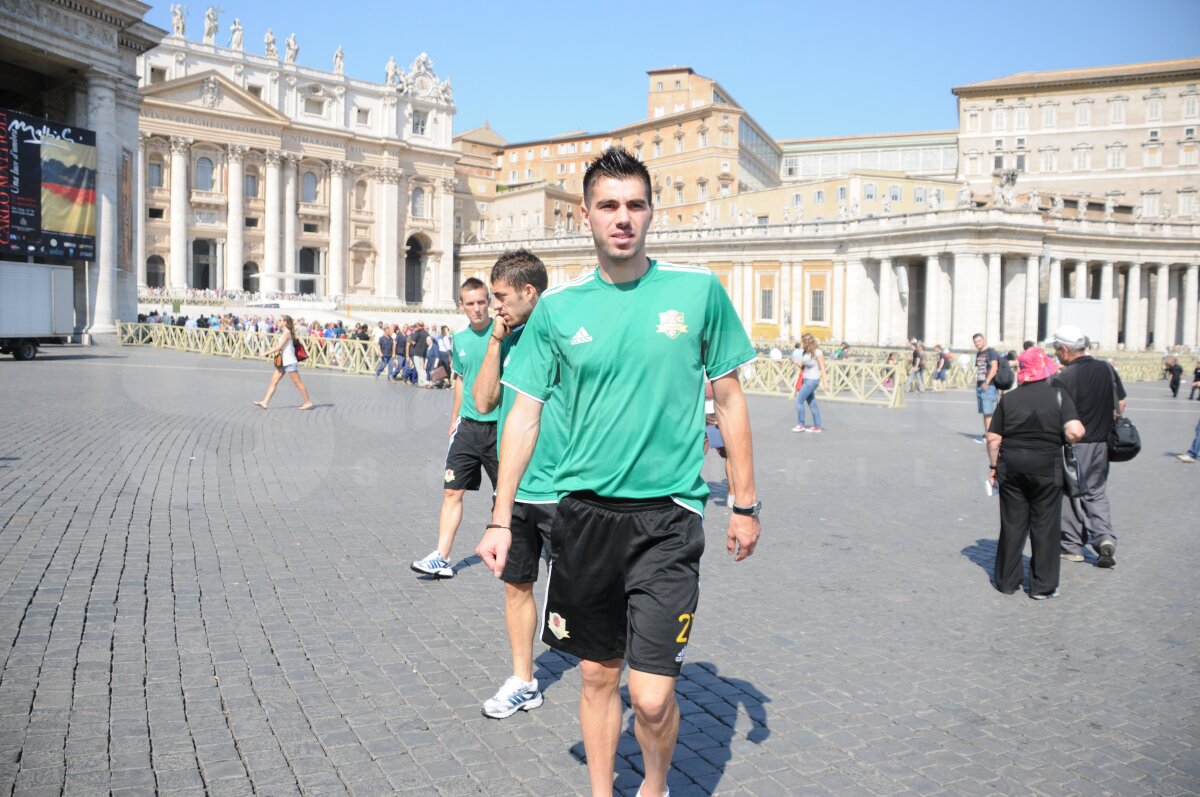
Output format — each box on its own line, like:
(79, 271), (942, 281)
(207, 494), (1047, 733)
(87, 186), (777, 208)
(923, 254), (939, 344)
(85, 73), (121, 332)
(778, 258), (792, 341)
(951, 252), (970, 349)
(168, 136), (191, 290)
(214, 239), (225, 291)
(225, 145), (245, 292)
(1024, 255), (1039, 343)
(135, 133), (148, 288)
(1100, 262), (1117, 348)
(832, 259), (847, 343)
(438, 176), (457, 306)
(985, 253), (1001, 344)
(877, 257), (893, 345)
(1153, 263), (1170, 348)
(1047, 257), (1062, 338)
(283, 155), (299, 292)
(894, 262), (910, 343)
(263, 150), (282, 289)
(1125, 262), (1142, 349)
(1074, 260), (1088, 299)
(328, 161), (347, 298)
(374, 167), (401, 298)
(1184, 263), (1199, 347)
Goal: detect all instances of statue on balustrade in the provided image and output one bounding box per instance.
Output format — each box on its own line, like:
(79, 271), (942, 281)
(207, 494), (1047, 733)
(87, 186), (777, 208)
(333, 46), (345, 75)
(285, 33), (299, 65)
(229, 19), (244, 51)
(170, 4), (185, 37)
(264, 29), (278, 59)
(203, 7), (218, 45)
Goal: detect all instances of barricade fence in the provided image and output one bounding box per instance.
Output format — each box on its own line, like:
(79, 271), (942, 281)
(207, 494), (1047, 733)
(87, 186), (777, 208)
(118, 324), (1163, 407)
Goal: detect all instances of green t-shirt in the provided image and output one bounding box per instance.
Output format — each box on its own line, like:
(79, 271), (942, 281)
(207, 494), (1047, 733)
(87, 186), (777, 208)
(452, 320), (500, 423)
(497, 325), (566, 503)
(502, 259), (754, 513)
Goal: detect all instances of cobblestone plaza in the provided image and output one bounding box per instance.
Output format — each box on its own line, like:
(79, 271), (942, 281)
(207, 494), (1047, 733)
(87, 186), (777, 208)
(1, 348), (1197, 796)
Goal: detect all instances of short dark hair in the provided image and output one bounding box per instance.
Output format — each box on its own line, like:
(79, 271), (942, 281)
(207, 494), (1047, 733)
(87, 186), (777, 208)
(490, 248), (547, 295)
(459, 277), (487, 299)
(972, 333), (985, 340)
(1022, 340), (1035, 350)
(583, 146), (652, 207)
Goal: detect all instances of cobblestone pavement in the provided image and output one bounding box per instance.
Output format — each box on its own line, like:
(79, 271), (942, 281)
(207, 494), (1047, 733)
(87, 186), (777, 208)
(1, 345), (1197, 797)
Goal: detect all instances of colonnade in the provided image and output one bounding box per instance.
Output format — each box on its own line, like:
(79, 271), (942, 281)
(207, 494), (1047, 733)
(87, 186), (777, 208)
(134, 137), (454, 301)
(848, 253), (1200, 350)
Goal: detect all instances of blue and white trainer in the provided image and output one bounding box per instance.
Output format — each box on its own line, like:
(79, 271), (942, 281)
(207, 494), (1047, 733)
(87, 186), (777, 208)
(411, 550), (454, 578)
(482, 676), (543, 719)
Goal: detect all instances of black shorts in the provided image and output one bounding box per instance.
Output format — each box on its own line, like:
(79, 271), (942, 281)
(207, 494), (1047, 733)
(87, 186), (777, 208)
(542, 492), (704, 676)
(500, 501), (557, 584)
(443, 418), (498, 491)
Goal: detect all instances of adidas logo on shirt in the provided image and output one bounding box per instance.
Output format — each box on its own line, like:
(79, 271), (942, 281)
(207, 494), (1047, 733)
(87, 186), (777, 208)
(570, 327), (593, 346)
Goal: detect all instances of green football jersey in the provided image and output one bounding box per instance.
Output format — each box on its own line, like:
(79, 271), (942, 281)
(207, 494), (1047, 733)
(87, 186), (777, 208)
(497, 325), (566, 503)
(451, 320), (500, 423)
(502, 259), (754, 513)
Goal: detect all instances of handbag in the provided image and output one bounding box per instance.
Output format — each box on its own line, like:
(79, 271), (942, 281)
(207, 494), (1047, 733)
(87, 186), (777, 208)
(272, 353), (283, 368)
(294, 340), (308, 362)
(1056, 389), (1086, 498)
(430, 364), (449, 383)
(1105, 364), (1141, 462)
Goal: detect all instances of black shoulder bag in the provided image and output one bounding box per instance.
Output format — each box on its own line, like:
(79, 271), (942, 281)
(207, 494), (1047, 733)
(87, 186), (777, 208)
(1057, 389), (1086, 498)
(1106, 364), (1140, 462)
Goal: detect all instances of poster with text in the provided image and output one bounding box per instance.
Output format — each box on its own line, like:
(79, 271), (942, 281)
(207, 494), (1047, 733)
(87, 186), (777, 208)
(0, 108), (97, 260)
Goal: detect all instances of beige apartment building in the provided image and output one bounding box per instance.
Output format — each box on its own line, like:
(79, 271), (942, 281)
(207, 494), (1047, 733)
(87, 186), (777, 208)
(486, 67), (781, 230)
(955, 58), (1200, 219)
(136, 17), (460, 304)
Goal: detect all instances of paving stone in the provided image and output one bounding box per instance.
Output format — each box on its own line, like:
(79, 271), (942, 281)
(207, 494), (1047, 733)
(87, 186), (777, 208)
(0, 348), (1196, 796)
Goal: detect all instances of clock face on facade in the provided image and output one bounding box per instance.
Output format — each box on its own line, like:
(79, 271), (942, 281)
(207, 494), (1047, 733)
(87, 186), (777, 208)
(414, 74), (434, 96)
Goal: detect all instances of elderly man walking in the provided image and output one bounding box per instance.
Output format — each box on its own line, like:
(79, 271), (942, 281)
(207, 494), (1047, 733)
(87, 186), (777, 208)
(1051, 325), (1127, 568)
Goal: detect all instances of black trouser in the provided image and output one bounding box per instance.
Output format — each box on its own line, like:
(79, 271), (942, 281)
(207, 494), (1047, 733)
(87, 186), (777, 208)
(995, 469), (1062, 596)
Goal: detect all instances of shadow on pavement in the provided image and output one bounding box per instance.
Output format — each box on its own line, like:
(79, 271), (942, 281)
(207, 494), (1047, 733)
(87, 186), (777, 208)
(561, 660), (770, 795)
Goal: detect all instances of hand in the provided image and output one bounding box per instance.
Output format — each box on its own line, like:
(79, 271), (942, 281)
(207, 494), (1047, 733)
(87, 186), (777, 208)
(726, 514), (760, 562)
(476, 526), (512, 577)
(492, 313), (511, 341)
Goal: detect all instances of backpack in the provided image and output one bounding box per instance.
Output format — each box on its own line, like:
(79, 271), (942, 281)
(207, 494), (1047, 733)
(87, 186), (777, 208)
(993, 351), (1015, 390)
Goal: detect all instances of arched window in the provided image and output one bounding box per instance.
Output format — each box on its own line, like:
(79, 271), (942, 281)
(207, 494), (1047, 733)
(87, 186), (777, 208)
(411, 186), (426, 218)
(354, 180), (368, 210)
(146, 255), (165, 288)
(244, 167), (259, 198)
(195, 156), (214, 191)
(301, 171), (318, 203)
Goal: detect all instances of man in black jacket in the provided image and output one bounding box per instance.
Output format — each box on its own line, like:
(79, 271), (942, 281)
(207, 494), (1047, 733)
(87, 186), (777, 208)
(1051, 325), (1127, 568)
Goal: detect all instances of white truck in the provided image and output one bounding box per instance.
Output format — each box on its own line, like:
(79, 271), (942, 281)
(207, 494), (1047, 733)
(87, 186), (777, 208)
(0, 261), (75, 360)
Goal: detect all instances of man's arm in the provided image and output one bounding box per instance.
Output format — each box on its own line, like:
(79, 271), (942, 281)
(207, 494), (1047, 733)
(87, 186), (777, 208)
(478, 393), (543, 576)
(448, 376), (463, 436)
(711, 373), (760, 562)
(985, 355), (998, 386)
(472, 316), (509, 414)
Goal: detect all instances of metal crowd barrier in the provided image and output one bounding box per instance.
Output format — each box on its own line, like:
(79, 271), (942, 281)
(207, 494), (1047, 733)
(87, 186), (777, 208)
(741, 357), (906, 408)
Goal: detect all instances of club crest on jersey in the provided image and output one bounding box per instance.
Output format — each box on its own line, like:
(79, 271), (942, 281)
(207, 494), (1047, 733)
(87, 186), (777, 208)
(444, 469), (455, 483)
(547, 612), (570, 640)
(656, 310), (688, 339)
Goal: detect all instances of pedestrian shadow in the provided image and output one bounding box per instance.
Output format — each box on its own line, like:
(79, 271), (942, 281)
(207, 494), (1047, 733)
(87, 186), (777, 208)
(533, 648), (580, 694)
(705, 480), (730, 504)
(565, 660), (770, 795)
(963, 538), (1034, 585)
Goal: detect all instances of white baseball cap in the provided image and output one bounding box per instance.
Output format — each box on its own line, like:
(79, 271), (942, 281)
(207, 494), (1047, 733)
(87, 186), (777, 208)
(1051, 325), (1087, 346)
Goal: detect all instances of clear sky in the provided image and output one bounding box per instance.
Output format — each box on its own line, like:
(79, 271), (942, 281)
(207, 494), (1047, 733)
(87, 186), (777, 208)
(146, 0), (1200, 145)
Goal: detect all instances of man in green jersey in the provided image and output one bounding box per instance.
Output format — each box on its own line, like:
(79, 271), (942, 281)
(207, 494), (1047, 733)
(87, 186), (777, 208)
(471, 249), (565, 719)
(411, 278), (499, 578)
(478, 148), (762, 797)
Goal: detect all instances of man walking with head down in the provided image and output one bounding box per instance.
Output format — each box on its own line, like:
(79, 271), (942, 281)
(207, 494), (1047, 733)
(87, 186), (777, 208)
(477, 147), (762, 797)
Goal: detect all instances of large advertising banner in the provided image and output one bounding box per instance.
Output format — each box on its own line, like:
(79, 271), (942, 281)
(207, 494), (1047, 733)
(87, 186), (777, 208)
(0, 108), (97, 260)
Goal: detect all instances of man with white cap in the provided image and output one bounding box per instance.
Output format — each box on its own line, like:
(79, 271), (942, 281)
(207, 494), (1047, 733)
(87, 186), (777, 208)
(1051, 325), (1127, 568)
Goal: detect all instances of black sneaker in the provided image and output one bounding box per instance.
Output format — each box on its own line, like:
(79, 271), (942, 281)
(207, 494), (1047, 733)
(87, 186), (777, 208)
(1097, 541), (1116, 569)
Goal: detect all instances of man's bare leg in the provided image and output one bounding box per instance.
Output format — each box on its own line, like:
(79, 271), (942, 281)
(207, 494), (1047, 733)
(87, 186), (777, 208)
(579, 658), (623, 797)
(628, 669), (679, 797)
(505, 582), (536, 682)
(435, 488), (465, 557)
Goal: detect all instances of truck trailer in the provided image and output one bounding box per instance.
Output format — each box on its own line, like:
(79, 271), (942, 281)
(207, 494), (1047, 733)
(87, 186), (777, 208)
(0, 261), (76, 360)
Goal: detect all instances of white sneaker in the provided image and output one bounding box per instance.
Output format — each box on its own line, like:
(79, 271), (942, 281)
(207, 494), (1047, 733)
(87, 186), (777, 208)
(481, 675), (542, 719)
(791, 425), (806, 432)
(411, 550), (454, 578)
(635, 787), (670, 797)
(1177, 453), (1197, 463)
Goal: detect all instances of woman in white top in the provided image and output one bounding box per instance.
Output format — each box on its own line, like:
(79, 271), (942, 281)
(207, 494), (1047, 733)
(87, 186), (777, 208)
(792, 333), (828, 433)
(254, 314), (314, 410)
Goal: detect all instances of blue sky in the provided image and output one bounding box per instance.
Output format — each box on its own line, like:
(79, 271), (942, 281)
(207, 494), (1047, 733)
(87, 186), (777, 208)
(148, 0), (1200, 144)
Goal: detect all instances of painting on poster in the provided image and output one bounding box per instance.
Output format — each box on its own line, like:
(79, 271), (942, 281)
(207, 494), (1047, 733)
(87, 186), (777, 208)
(0, 108), (97, 260)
